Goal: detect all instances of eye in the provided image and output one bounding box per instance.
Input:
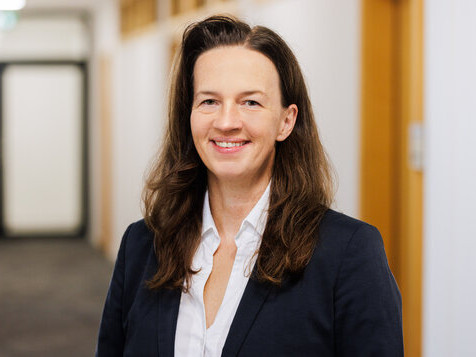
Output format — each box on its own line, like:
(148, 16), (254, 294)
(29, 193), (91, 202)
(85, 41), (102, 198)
(244, 100), (260, 107)
(201, 99), (217, 106)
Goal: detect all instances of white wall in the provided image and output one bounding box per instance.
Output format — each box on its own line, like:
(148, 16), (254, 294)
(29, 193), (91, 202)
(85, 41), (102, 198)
(423, 1), (476, 356)
(89, 0), (119, 250)
(91, 0), (170, 257)
(0, 15), (88, 60)
(110, 31), (169, 257)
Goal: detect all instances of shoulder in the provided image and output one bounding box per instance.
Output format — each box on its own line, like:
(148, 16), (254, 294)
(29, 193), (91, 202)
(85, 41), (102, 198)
(116, 219), (156, 285)
(317, 208), (384, 254)
(313, 209), (400, 308)
(119, 219), (154, 257)
(122, 218), (154, 241)
(319, 208), (379, 238)
(317, 211), (403, 354)
(305, 209), (390, 283)
(96, 220), (157, 355)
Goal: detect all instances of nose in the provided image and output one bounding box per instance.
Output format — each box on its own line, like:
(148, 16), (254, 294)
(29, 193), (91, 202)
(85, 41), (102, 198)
(213, 102), (242, 132)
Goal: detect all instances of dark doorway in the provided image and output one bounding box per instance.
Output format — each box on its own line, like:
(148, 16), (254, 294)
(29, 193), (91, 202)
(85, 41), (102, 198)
(0, 61), (88, 239)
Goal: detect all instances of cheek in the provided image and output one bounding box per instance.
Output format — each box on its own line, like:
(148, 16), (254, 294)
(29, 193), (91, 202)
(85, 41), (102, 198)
(247, 115), (282, 141)
(190, 113), (204, 142)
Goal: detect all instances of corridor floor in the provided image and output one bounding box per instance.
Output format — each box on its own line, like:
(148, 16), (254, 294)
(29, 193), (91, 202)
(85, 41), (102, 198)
(0, 238), (114, 357)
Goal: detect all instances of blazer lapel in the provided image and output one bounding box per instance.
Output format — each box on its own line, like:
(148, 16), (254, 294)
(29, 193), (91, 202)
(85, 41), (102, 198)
(221, 277), (272, 356)
(145, 247), (181, 357)
(157, 287), (181, 357)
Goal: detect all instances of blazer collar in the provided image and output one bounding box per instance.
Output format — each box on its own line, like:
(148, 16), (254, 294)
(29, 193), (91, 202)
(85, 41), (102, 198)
(157, 287), (181, 357)
(143, 245), (181, 357)
(154, 267), (272, 357)
(221, 275), (272, 356)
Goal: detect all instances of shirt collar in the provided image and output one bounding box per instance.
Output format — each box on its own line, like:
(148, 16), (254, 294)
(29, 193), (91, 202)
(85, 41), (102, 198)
(242, 182), (270, 236)
(202, 190), (217, 236)
(201, 181), (271, 238)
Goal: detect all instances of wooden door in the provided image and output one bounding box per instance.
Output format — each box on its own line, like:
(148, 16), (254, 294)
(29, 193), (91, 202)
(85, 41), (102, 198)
(361, 0), (423, 356)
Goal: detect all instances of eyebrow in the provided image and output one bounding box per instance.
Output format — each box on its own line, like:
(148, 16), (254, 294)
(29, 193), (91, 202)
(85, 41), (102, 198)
(194, 90), (267, 98)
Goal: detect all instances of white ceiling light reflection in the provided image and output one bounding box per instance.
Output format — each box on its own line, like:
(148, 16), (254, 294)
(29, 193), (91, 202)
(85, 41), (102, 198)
(0, 0), (26, 11)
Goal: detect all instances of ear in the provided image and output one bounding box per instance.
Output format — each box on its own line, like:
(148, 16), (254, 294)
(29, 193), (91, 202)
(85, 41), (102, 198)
(276, 104), (298, 142)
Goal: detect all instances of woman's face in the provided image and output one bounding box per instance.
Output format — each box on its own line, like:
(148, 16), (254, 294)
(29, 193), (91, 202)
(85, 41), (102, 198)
(190, 46), (297, 186)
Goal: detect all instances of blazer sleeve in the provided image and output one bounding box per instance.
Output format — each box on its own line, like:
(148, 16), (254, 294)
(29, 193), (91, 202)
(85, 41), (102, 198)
(95, 224), (132, 356)
(333, 223), (403, 356)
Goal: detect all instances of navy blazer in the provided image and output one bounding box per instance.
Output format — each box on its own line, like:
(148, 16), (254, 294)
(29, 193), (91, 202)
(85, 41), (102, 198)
(96, 209), (403, 356)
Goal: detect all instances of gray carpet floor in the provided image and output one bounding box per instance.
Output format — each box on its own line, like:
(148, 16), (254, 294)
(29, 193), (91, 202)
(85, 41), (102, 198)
(0, 238), (114, 357)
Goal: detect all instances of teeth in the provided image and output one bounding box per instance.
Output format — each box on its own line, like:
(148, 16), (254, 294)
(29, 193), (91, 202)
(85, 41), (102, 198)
(215, 141), (245, 148)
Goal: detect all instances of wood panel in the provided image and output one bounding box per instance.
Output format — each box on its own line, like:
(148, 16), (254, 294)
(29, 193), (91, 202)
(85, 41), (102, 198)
(360, 0), (398, 269)
(171, 0), (206, 16)
(99, 56), (113, 253)
(120, 0), (157, 37)
(396, 0), (424, 356)
(361, 0), (423, 356)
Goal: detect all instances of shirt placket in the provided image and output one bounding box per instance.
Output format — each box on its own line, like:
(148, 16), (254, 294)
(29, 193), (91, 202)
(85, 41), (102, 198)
(201, 232), (220, 356)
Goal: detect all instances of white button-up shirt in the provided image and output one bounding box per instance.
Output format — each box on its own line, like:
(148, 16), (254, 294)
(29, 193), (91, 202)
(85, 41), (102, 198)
(174, 184), (270, 356)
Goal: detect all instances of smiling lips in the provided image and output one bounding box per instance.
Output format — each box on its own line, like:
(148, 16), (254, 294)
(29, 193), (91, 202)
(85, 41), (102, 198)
(214, 140), (246, 148)
(212, 140), (249, 151)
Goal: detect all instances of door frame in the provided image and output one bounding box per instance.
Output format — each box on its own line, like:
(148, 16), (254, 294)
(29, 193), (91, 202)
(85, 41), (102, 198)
(0, 60), (89, 239)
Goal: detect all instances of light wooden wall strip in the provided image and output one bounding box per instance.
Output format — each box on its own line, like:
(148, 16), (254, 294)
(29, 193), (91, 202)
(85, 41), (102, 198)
(360, 0), (399, 269)
(361, 0), (423, 356)
(396, 0), (424, 356)
(99, 55), (113, 253)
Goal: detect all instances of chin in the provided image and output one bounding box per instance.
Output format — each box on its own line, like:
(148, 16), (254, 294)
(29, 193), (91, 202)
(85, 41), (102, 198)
(209, 167), (249, 182)
(214, 171), (247, 181)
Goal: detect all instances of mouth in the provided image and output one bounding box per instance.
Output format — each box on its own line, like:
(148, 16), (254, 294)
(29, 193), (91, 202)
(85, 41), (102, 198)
(213, 140), (248, 148)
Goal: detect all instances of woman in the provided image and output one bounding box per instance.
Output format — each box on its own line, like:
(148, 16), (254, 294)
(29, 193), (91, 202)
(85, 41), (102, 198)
(97, 15), (403, 356)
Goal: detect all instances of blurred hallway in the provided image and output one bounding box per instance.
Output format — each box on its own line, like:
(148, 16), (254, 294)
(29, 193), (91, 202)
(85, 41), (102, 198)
(0, 1), (475, 356)
(0, 238), (113, 357)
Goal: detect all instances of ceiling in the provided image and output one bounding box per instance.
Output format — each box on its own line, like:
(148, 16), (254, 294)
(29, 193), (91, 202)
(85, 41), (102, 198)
(23, 0), (99, 11)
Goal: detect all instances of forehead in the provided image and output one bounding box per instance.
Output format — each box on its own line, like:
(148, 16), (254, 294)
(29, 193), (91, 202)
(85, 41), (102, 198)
(193, 46), (281, 93)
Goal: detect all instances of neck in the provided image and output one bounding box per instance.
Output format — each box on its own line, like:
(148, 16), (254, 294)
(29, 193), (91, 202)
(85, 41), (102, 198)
(207, 175), (270, 243)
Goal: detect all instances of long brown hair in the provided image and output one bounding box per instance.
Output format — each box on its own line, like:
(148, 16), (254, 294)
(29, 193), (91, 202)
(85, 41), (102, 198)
(143, 15), (334, 291)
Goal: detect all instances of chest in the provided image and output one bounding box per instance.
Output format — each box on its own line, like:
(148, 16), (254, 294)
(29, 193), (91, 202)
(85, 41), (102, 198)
(203, 242), (236, 324)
